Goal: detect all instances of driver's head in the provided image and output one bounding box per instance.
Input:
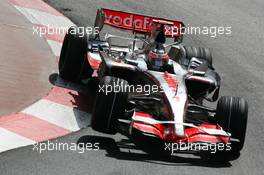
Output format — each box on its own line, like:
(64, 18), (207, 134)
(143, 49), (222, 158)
(147, 47), (169, 71)
(146, 23), (170, 71)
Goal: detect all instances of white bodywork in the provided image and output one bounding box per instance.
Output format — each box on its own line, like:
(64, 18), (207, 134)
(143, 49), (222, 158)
(148, 63), (187, 136)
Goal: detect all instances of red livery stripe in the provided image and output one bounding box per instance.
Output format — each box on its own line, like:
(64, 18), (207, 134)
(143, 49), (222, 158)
(135, 112), (152, 118)
(133, 122), (163, 138)
(163, 72), (178, 92)
(87, 56), (101, 70)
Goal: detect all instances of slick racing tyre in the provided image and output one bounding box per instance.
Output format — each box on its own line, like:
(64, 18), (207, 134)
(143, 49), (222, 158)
(59, 26), (93, 81)
(215, 96), (248, 153)
(183, 46), (213, 67)
(91, 76), (129, 135)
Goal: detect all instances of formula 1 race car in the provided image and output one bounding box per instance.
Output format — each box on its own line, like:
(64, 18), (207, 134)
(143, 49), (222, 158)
(58, 8), (248, 158)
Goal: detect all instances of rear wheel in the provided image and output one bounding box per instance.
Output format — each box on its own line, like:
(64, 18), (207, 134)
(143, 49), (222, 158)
(59, 26), (93, 81)
(91, 76), (129, 134)
(183, 46), (213, 67)
(215, 96), (248, 153)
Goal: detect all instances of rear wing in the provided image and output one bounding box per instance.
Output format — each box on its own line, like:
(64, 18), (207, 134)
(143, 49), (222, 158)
(94, 8), (185, 39)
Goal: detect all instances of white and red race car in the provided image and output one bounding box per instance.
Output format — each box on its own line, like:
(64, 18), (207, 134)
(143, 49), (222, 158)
(58, 8), (248, 158)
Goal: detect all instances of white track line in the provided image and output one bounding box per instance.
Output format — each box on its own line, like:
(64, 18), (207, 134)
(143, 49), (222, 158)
(47, 39), (62, 56)
(0, 128), (35, 153)
(22, 99), (91, 132)
(14, 6), (74, 28)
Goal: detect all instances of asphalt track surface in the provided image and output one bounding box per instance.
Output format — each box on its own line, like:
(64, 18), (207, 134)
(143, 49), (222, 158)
(0, 1), (56, 116)
(1, 0), (264, 174)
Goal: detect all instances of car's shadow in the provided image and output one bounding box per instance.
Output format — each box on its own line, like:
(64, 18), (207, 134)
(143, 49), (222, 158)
(49, 73), (238, 168)
(49, 73), (97, 129)
(49, 72), (97, 109)
(77, 135), (240, 168)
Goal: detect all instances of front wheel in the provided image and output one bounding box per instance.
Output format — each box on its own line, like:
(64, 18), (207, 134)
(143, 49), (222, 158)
(91, 76), (129, 135)
(215, 96), (248, 153)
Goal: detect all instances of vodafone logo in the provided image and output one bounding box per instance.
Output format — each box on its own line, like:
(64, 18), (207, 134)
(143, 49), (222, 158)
(104, 13), (150, 30)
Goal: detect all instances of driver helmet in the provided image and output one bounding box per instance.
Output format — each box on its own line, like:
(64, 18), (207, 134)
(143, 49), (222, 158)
(147, 47), (169, 71)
